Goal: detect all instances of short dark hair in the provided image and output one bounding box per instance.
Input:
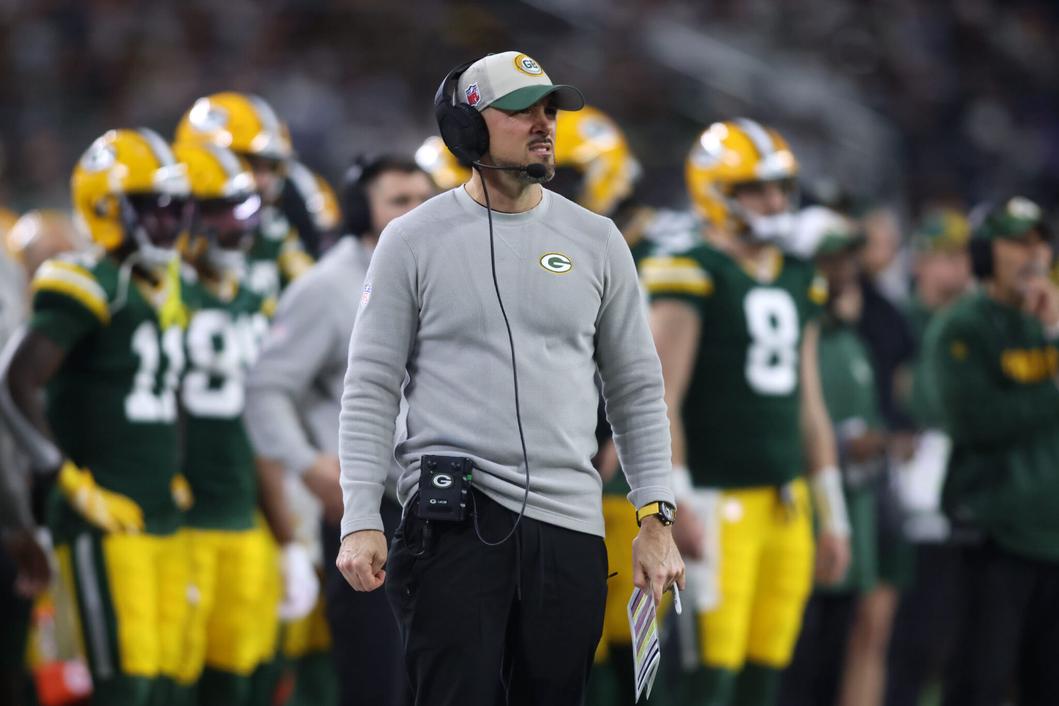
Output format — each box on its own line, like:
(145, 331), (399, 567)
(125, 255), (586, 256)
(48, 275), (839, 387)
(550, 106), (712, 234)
(341, 155), (427, 236)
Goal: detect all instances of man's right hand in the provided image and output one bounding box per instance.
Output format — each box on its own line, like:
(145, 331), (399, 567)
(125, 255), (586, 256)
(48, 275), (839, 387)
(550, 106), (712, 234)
(302, 454), (344, 525)
(336, 530), (388, 592)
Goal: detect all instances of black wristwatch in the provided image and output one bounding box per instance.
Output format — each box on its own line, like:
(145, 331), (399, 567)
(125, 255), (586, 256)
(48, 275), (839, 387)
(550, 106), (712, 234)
(636, 500), (676, 527)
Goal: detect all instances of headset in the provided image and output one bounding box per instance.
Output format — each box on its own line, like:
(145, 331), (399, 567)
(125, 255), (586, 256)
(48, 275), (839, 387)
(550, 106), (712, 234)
(434, 60), (539, 546)
(434, 61), (490, 165)
(341, 157), (372, 238)
(342, 155), (433, 238)
(967, 202), (995, 279)
(969, 237), (994, 279)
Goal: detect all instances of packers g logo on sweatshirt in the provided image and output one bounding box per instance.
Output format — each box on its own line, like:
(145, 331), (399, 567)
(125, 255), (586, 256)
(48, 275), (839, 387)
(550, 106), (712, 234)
(539, 252), (573, 274)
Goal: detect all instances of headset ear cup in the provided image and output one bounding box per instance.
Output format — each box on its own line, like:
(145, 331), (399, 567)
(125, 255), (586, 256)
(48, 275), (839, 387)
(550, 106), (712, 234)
(969, 238), (994, 279)
(343, 180), (371, 237)
(436, 102), (488, 164)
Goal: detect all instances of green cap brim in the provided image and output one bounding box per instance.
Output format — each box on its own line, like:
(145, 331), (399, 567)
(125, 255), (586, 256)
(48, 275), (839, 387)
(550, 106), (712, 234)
(815, 231), (866, 257)
(488, 84), (585, 111)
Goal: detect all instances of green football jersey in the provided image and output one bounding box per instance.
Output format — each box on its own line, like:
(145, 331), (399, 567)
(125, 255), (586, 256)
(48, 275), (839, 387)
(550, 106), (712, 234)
(642, 242), (826, 489)
(245, 205), (312, 300)
(180, 274), (270, 530)
(602, 209), (704, 496)
(30, 252), (185, 534)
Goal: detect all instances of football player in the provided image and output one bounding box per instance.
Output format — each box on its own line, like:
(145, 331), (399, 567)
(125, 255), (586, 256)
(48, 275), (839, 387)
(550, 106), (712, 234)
(170, 141), (319, 705)
(642, 119), (851, 706)
(0, 129), (193, 706)
(4, 210), (86, 283)
(175, 92), (313, 300)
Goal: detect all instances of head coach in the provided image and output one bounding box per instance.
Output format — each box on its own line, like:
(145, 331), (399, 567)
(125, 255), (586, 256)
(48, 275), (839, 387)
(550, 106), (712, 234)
(335, 51), (685, 705)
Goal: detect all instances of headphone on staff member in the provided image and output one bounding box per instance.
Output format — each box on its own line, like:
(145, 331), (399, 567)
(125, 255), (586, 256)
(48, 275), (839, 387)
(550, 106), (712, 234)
(341, 155), (431, 238)
(434, 60), (490, 165)
(433, 61), (547, 180)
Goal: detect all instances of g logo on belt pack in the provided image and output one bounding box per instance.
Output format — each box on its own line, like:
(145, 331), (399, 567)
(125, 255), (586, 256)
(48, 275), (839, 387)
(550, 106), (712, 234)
(539, 252), (573, 274)
(431, 474), (453, 489)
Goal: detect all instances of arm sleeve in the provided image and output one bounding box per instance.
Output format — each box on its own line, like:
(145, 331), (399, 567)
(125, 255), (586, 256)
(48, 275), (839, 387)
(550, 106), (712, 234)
(595, 226), (674, 509)
(928, 315), (1059, 447)
(244, 276), (339, 476)
(338, 224), (419, 537)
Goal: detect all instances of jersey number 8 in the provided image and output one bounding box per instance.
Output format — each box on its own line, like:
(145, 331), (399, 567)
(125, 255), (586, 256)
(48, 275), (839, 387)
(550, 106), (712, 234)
(743, 288), (799, 396)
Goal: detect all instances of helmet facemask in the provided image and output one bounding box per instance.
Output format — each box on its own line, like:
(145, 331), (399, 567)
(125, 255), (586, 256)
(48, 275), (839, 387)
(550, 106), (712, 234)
(725, 176), (800, 245)
(191, 193), (262, 274)
(121, 192), (191, 267)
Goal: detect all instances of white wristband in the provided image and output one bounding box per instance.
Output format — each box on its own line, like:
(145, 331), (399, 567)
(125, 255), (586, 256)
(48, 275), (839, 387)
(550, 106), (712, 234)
(672, 465), (693, 498)
(810, 466), (851, 537)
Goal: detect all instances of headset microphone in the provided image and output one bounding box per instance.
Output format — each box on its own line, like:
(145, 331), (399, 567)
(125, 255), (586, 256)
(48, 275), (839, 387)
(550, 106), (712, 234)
(473, 162), (548, 180)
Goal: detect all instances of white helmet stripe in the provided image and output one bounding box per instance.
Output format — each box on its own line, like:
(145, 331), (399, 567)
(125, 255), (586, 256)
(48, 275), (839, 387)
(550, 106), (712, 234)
(248, 94), (281, 135)
(734, 118), (775, 159)
(137, 127), (177, 167)
(204, 143), (243, 181)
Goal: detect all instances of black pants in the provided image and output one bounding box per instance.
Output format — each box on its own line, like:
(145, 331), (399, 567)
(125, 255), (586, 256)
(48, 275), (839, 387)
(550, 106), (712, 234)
(385, 490), (608, 706)
(942, 541), (1059, 706)
(323, 498), (413, 706)
(884, 542), (963, 706)
(778, 592), (857, 706)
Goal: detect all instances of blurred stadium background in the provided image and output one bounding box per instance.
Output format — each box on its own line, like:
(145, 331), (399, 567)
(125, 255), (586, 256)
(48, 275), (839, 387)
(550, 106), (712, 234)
(2, 0), (1058, 217)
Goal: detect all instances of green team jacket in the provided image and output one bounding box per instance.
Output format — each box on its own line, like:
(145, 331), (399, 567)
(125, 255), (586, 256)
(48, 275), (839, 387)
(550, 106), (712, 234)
(923, 290), (1059, 561)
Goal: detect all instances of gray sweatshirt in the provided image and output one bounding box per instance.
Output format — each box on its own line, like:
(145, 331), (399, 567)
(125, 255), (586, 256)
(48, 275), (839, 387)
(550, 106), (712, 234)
(245, 237), (373, 475)
(339, 186), (673, 539)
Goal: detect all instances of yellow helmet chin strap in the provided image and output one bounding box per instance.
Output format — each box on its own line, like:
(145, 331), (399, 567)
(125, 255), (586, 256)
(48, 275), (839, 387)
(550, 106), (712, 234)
(158, 255), (188, 330)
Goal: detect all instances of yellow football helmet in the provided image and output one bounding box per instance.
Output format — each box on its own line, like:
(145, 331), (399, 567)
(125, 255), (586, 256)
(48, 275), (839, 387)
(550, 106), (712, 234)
(553, 105), (640, 216)
(0, 207), (17, 241)
(175, 92), (293, 161)
(686, 119), (799, 241)
(172, 141), (261, 272)
(415, 136), (471, 190)
(71, 128), (190, 264)
(5, 209), (83, 278)
(288, 161), (341, 234)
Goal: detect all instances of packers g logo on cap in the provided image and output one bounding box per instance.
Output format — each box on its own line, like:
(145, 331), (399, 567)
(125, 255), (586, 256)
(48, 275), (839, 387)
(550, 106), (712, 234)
(514, 54), (544, 76)
(539, 252), (573, 274)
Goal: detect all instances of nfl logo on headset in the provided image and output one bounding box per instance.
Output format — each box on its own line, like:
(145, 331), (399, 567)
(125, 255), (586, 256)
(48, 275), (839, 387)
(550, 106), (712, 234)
(465, 83), (481, 107)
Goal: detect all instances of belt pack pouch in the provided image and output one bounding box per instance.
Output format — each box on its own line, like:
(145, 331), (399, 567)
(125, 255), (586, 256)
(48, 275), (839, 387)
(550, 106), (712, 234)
(418, 455), (473, 522)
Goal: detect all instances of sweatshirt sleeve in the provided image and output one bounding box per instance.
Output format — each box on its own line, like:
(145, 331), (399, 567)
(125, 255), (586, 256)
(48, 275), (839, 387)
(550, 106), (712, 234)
(594, 225), (675, 509)
(245, 275), (340, 476)
(338, 224), (419, 537)
(927, 313), (1059, 447)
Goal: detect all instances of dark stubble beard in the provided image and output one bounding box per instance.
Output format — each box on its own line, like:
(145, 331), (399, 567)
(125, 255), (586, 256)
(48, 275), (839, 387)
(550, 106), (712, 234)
(517, 163), (555, 185)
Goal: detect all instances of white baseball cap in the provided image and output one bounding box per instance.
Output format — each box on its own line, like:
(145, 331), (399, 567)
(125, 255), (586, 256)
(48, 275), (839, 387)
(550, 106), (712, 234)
(456, 51), (585, 113)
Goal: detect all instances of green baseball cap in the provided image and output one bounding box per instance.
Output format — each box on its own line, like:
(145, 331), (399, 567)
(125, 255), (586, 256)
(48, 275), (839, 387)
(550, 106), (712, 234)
(971, 196), (1049, 241)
